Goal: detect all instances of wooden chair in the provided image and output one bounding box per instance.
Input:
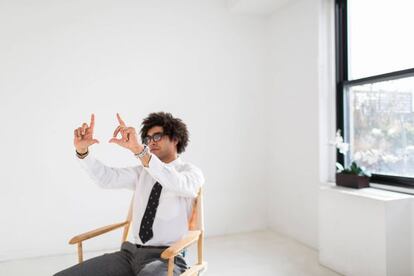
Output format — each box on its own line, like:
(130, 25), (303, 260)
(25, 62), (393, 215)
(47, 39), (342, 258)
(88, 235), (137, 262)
(68, 188), (207, 276)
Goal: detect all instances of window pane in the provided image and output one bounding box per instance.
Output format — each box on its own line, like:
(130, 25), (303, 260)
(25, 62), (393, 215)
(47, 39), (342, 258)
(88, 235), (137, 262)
(345, 75), (414, 177)
(348, 0), (414, 80)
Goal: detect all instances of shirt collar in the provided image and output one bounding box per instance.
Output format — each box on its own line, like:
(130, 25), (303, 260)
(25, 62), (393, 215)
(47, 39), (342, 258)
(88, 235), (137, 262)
(166, 156), (182, 166)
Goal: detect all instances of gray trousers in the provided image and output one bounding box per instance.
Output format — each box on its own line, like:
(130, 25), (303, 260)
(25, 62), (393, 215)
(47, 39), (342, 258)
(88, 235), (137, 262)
(54, 242), (187, 276)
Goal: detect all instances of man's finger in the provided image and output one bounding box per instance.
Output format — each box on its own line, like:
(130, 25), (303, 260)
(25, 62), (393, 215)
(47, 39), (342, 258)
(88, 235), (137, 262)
(120, 129), (128, 142)
(91, 139), (100, 145)
(116, 113), (126, 126)
(113, 126), (122, 137)
(77, 128), (82, 137)
(81, 123), (88, 135)
(124, 128), (135, 140)
(90, 114), (95, 130)
(74, 129), (81, 140)
(124, 127), (135, 134)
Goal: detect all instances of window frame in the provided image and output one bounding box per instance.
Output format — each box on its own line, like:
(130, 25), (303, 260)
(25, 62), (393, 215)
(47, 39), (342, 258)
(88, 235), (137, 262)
(335, 0), (414, 188)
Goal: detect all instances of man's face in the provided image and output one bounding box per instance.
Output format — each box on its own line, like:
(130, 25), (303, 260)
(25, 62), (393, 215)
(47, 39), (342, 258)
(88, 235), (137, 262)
(144, 126), (178, 162)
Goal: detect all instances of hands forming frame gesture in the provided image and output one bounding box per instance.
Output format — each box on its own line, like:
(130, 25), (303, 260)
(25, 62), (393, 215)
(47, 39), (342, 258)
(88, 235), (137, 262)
(74, 113), (144, 155)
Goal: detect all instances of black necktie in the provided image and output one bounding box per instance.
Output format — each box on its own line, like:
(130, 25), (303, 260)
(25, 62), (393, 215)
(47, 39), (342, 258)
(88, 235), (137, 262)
(139, 182), (163, 244)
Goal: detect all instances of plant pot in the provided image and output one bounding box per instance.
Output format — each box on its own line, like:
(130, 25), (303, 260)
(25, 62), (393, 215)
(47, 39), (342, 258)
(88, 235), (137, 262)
(336, 173), (370, 189)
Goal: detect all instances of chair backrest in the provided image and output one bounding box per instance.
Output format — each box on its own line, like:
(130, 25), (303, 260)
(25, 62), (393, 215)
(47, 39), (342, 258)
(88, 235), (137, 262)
(121, 187), (204, 242)
(188, 187), (204, 231)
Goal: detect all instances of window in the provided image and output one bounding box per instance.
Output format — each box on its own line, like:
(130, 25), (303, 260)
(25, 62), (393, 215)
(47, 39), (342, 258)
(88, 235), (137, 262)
(336, 0), (414, 187)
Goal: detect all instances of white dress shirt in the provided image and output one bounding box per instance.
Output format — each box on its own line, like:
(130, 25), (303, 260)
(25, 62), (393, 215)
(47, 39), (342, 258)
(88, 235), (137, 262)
(78, 153), (205, 246)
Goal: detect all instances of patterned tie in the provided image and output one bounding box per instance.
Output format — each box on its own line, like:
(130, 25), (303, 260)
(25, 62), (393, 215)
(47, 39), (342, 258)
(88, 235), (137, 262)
(139, 182), (163, 244)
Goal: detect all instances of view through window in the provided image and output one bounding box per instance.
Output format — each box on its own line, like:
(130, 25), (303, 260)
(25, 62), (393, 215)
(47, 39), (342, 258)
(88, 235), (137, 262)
(337, 0), (414, 185)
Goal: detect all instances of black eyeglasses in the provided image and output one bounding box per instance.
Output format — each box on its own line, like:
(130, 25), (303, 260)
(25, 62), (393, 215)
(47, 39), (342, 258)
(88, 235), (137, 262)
(143, 132), (164, 145)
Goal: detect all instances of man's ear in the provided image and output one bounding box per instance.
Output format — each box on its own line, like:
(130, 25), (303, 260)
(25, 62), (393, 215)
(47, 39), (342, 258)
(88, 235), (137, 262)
(173, 137), (179, 146)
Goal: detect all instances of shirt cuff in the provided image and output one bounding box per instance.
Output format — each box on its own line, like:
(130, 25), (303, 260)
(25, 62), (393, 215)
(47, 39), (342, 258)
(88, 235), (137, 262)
(75, 151), (93, 167)
(75, 150), (89, 159)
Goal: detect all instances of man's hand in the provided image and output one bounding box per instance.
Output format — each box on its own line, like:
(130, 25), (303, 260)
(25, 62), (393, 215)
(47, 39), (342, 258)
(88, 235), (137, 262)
(73, 114), (100, 153)
(109, 113), (144, 154)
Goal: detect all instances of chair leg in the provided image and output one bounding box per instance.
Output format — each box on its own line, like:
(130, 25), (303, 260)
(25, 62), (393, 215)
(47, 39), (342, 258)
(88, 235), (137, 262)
(197, 233), (203, 265)
(167, 257), (174, 276)
(77, 242), (83, 263)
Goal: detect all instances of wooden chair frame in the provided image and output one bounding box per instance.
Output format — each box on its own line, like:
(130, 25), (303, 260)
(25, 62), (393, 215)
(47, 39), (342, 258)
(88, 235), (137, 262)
(68, 188), (206, 276)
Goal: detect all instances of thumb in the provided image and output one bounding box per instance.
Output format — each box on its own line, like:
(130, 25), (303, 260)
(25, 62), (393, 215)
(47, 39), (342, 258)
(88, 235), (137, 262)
(109, 138), (121, 145)
(91, 139), (100, 145)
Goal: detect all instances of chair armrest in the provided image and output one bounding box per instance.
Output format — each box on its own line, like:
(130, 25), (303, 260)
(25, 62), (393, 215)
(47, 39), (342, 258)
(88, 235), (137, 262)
(69, 221), (129, 244)
(161, 230), (201, 259)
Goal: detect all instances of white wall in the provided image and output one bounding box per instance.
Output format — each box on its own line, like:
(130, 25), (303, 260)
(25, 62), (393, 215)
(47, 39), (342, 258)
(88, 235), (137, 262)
(266, 0), (322, 249)
(0, 0), (269, 261)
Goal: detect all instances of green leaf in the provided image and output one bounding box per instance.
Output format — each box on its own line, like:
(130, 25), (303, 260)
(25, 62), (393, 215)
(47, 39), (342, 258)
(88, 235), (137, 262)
(339, 161), (370, 177)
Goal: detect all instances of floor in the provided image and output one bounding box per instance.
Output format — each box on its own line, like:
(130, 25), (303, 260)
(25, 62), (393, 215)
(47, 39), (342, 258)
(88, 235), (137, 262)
(0, 230), (340, 276)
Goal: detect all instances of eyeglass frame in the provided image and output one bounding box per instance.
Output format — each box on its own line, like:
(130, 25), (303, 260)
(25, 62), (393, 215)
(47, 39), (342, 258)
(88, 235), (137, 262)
(142, 132), (165, 145)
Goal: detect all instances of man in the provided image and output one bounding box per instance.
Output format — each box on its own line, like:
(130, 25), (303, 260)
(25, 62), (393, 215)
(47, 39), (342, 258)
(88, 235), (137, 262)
(55, 112), (204, 276)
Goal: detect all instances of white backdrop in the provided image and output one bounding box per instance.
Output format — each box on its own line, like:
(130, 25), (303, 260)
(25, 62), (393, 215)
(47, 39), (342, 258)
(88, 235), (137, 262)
(0, 0), (269, 260)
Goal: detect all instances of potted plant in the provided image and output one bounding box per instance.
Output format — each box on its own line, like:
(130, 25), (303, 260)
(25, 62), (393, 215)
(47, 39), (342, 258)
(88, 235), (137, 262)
(334, 130), (370, 188)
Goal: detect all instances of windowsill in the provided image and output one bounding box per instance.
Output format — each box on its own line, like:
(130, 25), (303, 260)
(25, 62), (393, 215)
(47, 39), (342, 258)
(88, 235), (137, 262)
(322, 182), (414, 198)
(369, 182), (414, 196)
